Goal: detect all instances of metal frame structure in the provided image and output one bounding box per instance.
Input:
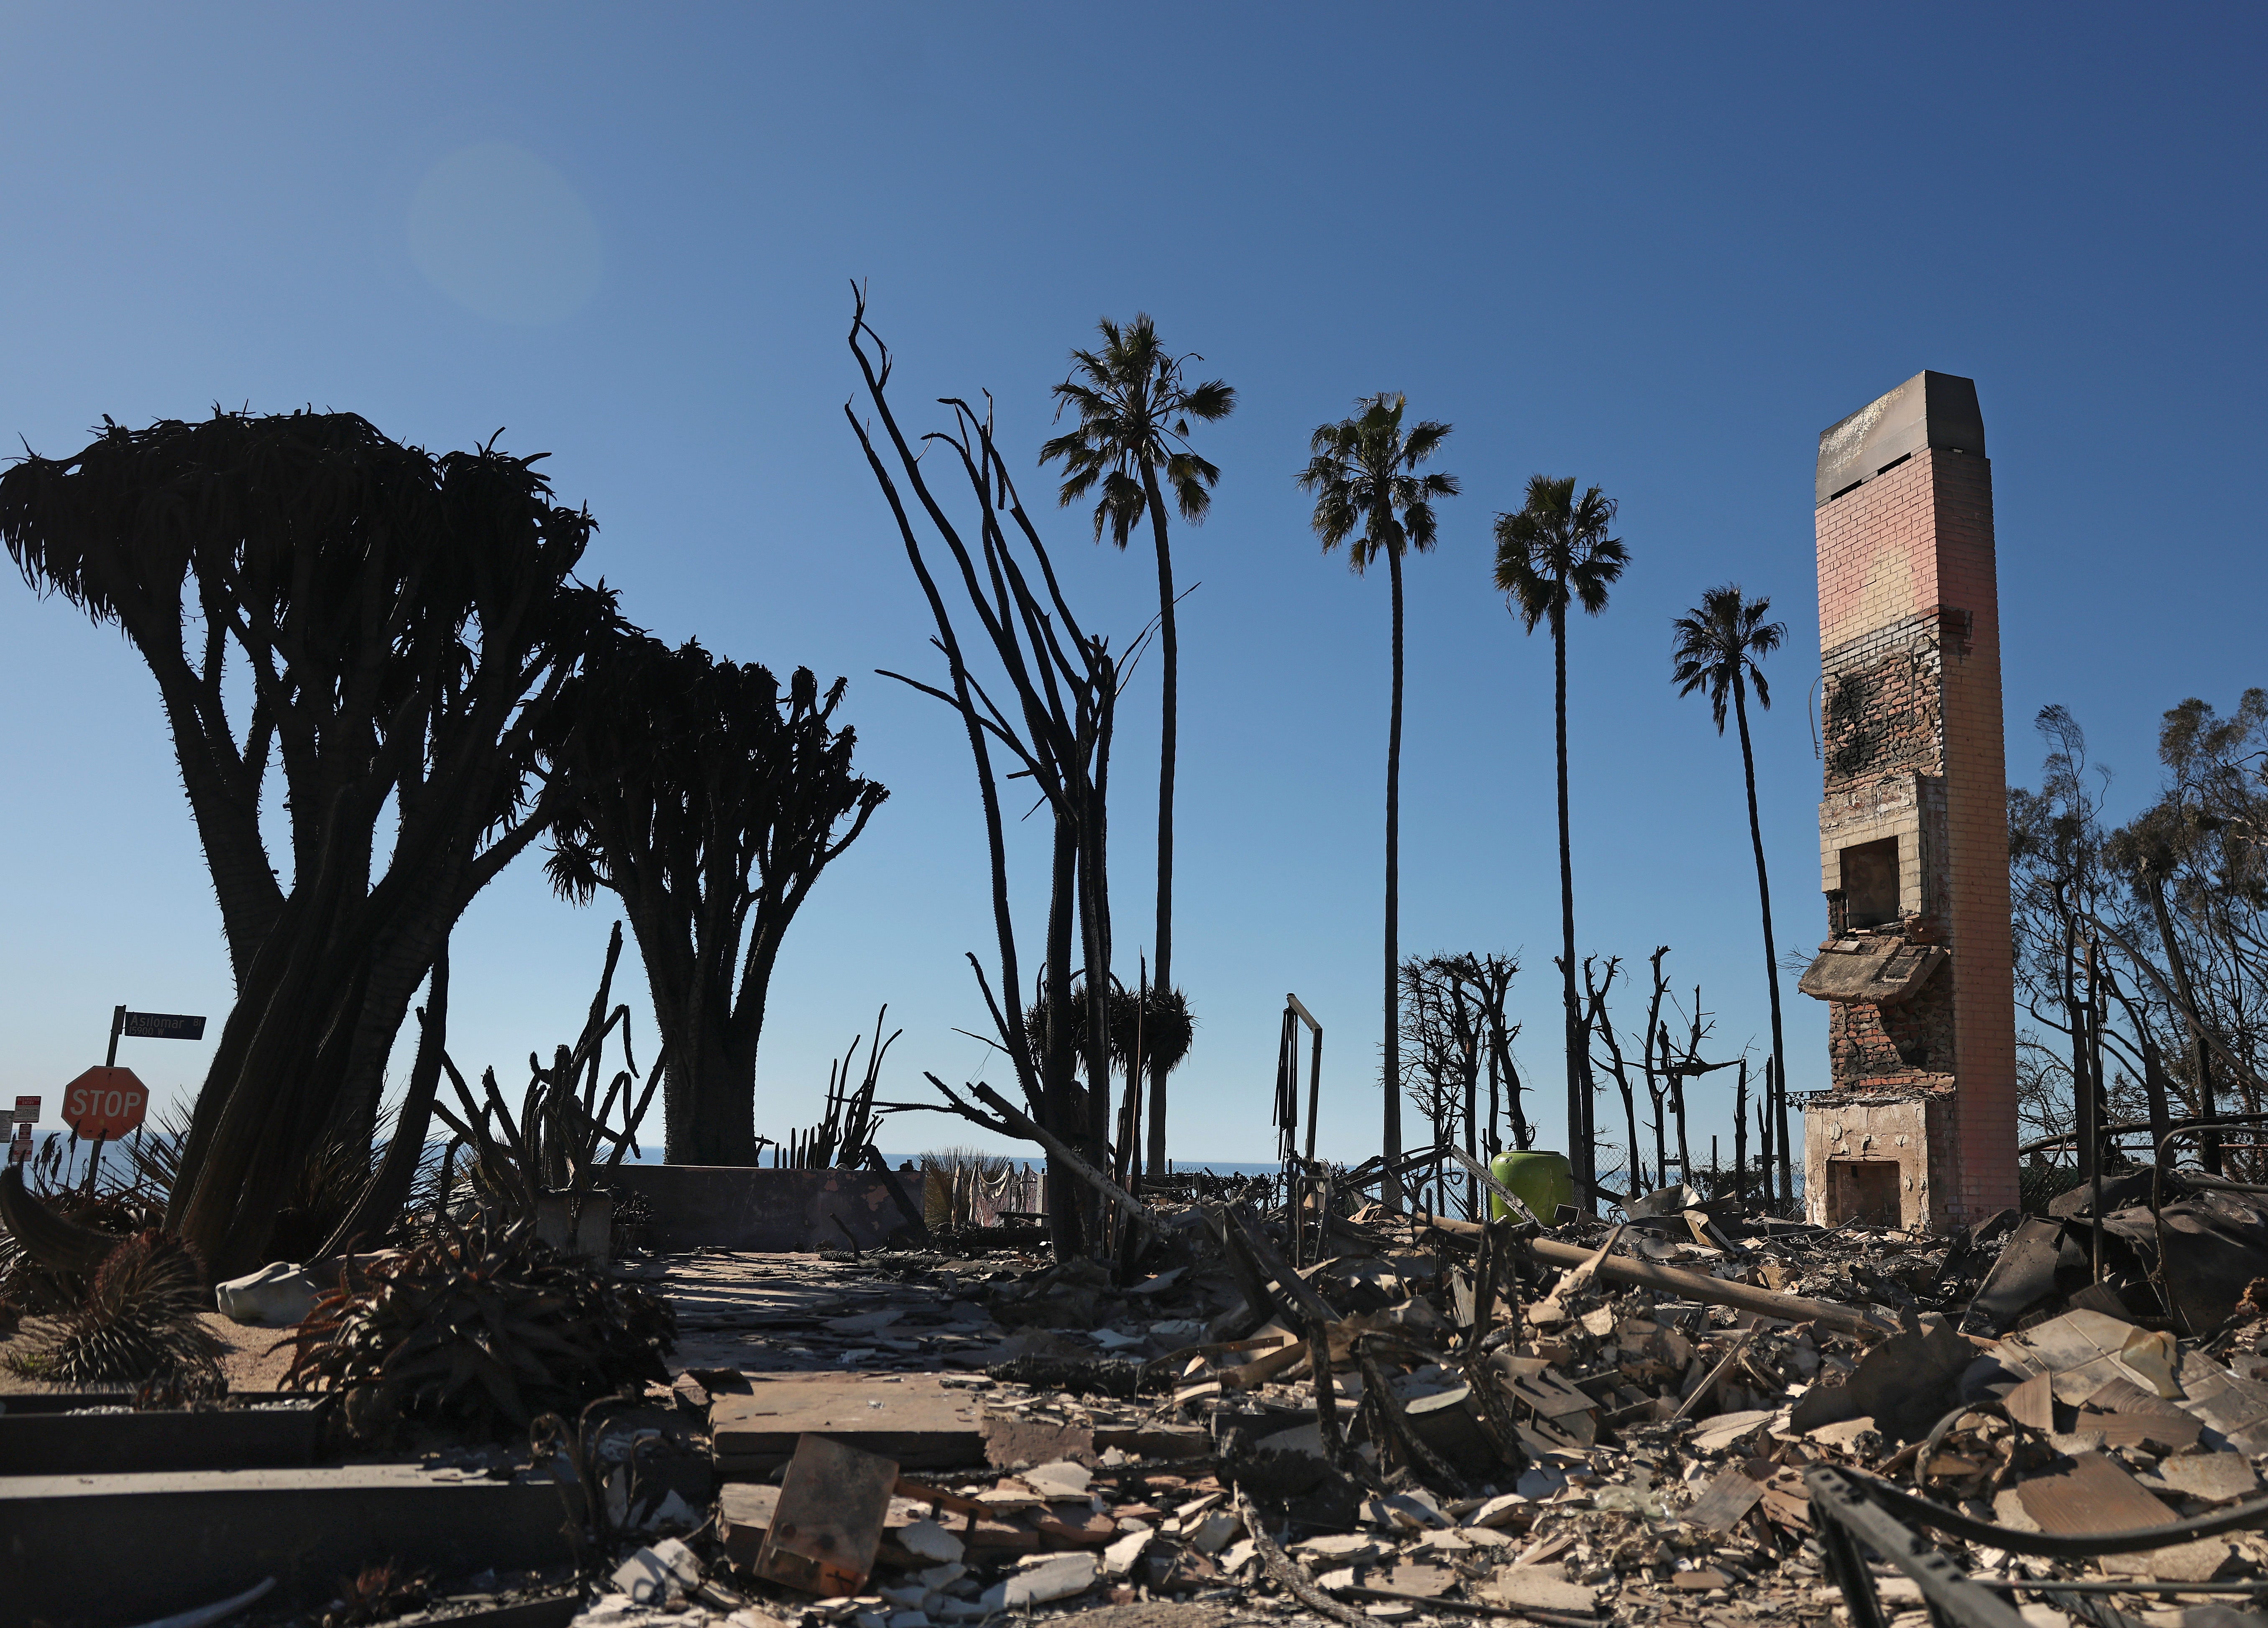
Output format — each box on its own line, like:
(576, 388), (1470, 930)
(1273, 994), (1324, 1163)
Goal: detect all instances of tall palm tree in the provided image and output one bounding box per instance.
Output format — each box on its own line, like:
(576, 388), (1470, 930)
(1671, 586), (1790, 1204)
(1494, 475), (1628, 1211)
(1298, 394), (1458, 1211)
(1042, 315), (1235, 1182)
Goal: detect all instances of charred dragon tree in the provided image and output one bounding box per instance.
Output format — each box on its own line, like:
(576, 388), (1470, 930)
(0, 411), (609, 1277)
(538, 631), (887, 1164)
(845, 290), (1126, 1260)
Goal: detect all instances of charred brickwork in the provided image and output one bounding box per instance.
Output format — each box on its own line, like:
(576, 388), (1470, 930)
(1826, 965), (1954, 1083)
(1821, 610), (1950, 784)
(1799, 372), (2017, 1231)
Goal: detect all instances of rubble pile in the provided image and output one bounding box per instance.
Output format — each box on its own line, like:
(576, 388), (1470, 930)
(22, 1170), (2268, 1627)
(554, 1177), (2268, 1628)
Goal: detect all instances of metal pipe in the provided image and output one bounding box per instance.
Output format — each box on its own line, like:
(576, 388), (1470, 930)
(1422, 1214), (1883, 1336)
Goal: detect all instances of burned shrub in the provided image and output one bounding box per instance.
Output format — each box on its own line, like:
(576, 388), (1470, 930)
(323, 1560), (432, 1628)
(284, 1215), (674, 1436)
(0, 1177), (163, 1314)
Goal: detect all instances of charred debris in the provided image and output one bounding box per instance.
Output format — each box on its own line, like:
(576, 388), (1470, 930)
(17, 1133), (2268, 1628)
(606, 1157), (2268, 1628)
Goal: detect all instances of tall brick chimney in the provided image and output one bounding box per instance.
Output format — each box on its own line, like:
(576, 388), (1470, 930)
(1796, 371), (2018, 1232)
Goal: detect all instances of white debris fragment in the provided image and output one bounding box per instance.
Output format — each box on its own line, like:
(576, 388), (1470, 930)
(895, 1520), (965, 1565)
(214, 1260), (321, 1326)
(983, 1554), (1098, 1610)
(611, 1537), (702, 1605)
(1102, 1529), (1152, 1577)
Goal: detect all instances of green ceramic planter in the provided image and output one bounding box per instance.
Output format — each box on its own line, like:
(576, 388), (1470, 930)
(1488, 1150), (1574, 1225)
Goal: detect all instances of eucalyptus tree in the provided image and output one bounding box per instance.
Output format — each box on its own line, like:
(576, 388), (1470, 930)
(541, 632), (887, 1165)
(1670, 585), (1792, 1204)
(1041, 315), (1234, 1179)
(2103, 694), (2268, 1171)
(2010, 699), (2268, 1178)
(0, 411), (609, 1275)
(1297, 394), (1458, 1210)
(1493, 475), (1628, 1209)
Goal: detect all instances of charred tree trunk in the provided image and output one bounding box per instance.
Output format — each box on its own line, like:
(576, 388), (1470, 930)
(847, 295), (1125, 1260)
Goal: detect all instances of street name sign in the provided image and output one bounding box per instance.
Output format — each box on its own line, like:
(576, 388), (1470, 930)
(121, 1012), (206, 1042)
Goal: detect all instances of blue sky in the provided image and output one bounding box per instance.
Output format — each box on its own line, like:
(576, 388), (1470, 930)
(2, 5), (2262, 1171)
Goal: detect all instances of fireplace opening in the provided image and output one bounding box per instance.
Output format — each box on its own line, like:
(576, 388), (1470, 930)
(1841, 837), (1901, 929)
(1826, 1159), (1902, 1227)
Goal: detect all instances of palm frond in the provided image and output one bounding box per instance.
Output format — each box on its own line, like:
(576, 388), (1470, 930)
(1298, 393), (1455, 572)
(1040, 313), (1232, 547)
(1493, 474), (1624, 633)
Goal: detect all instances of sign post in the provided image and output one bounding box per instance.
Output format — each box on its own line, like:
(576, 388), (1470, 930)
(9, 1098), (36, 1168)
(79, 1006), (205, 1190)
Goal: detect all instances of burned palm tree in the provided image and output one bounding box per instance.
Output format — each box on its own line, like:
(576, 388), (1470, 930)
(0, 411), (609, 1276)
(540, 632), (886, 1163)
(1022, 976), (1194, 1188)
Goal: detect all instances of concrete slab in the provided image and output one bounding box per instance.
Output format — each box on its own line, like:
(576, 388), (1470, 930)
(0, 1463), (570, 1619)
(712, 1372), (984, 1473)
(0, 1398), (326, 1475)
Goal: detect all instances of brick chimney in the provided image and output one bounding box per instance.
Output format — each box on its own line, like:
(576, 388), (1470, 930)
(1797, 372), (2018, 1231)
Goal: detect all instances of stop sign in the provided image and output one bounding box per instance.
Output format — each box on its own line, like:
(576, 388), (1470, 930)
(61, 1066), (149, 1141)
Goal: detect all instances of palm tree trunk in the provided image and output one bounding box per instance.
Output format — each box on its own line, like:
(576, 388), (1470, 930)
(1139, 465), (1177, 1182)
(1734, 1058), (1749, 1204)
(1731, 681), (1791, 1208)
(1552, 606), (1589, 1207)
(1383, 545), (1406, 1210)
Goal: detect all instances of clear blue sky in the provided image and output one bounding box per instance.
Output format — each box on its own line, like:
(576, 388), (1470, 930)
(3, 5), (2262, 1171)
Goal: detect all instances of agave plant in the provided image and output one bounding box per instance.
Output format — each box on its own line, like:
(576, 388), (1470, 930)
(4, 1229), (222, 1385)
(284, 1213), (673, 1436)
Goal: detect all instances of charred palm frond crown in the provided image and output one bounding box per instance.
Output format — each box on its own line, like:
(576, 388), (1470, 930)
(1022, 981), (1195, 1079)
